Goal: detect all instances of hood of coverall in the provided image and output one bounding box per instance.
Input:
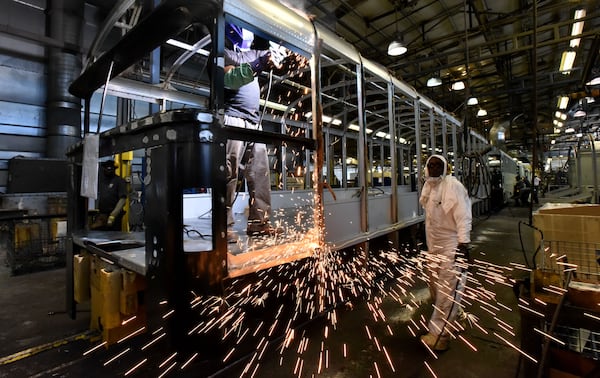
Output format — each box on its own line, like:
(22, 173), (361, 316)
(424, 154), (448, 183)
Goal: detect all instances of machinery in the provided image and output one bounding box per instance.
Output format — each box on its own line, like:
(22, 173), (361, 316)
(64, 0), (494, 353)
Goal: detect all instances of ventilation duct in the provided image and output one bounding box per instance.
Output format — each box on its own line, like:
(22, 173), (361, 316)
(46, 0), (84, 158)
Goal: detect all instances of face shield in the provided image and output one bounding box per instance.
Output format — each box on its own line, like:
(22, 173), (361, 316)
(226, 23), (254, 51)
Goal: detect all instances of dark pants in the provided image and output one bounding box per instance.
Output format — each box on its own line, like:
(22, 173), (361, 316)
(225, 116), (272, 227)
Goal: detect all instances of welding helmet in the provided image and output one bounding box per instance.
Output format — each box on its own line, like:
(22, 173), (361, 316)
(226, 23), (254, 51)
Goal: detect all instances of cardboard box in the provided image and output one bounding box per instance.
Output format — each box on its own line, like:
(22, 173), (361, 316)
(533, 204), (600, 246)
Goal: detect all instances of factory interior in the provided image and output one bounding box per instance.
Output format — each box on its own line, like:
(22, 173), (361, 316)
(1, 0), (600, 377)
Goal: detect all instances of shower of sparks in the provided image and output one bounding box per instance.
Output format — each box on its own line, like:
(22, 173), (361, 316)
(90, 235), (531, 376)
(424, 360), (438, 377)
(117, 326), (146, 344)
(103, 348), (130, 366)
(84, 146), (531, 377)
(493, 331), (538, 363)
(83, 341), (107, 356)
(124, 358), (147, 376)
(533, 328), (566, 345)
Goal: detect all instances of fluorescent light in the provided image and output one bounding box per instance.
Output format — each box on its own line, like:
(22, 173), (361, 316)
(586, 77), (600, 86)
(559, 50), (576, 73)
(467, 96), (478, 105)
(387, 40), (407, 56)
(427, 77), (442, 87)
(476, 108), (487, 117)
(347, 124), (373, 134)
(570, 9), (586, 47)
(576, 133), (583, 138)
(451, 81), (465, 90)
(573, 109), (586, 117)
(565, 127), (575, 133)
(557, 96), (569, 109)
(554, 111), (566, 120)
(304, 112), (341, 125)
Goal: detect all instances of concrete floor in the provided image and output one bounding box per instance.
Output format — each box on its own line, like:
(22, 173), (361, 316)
(0, 205), (539, 378)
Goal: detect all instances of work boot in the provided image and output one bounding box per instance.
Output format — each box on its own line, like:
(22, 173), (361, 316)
(420, 333), (449, 351)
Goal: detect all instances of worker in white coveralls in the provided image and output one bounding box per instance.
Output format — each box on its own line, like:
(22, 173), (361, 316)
(419, 154), (472, 351)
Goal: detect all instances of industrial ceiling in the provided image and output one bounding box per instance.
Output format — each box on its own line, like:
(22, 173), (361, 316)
(87, 0), (600, 160)
(300, 0), (600, 158)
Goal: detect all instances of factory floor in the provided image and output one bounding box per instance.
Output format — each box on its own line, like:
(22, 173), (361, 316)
(0, 204), (541, 378)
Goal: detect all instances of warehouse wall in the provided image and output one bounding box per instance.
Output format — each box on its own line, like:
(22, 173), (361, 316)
(0, 1), (120, 194)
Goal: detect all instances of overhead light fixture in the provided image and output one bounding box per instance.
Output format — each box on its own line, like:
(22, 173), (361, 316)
(586, 76), (600, 86)
(570, 8), (586, 48)
(559, 50), (576, 74)
(427, 76), (442, 87)
(467, 96), (478, 105)
(451, 81), (465, 90)
(305, 112), (341, 125)
(388, 7), (407, 56)
(554, 111), (567, 120)
(388, 39), (407, 56)
(573, 109), (586, 117)
(576, 132), (583, 138)
(586, 96), (595, 103)
(476, 108), (487, 117)
(557, 96), (570, 109)
(565, 127), (575, 133)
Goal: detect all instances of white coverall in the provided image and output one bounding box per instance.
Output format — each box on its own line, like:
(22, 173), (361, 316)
(419, 154), (472, 339)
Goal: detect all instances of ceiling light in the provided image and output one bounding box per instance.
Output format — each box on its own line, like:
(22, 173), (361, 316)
(451, 81), (465, 90)
(554, 111), (567, 120)
(570, 9), (586, 47)
(557, 96), (569, 109)
(573, 109), (586, 117)
(476, 108), (487, 117)
(565, 127), (575, 133)
(559, 50), (576, 73)
(467, 96), (478, 105)
(586, 96), (595, 103)
(388, 40), (407, 56)
(427, 77), (442, 87)
(574, 8), (586, 20)
(576, 133), (583, 138)
(586, 76), (600, 86)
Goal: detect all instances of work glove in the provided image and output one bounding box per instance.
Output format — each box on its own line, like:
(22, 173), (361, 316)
(268, 41), (288, 69)
(457, 243), (473, 269)
(249, 51), (272, 73)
